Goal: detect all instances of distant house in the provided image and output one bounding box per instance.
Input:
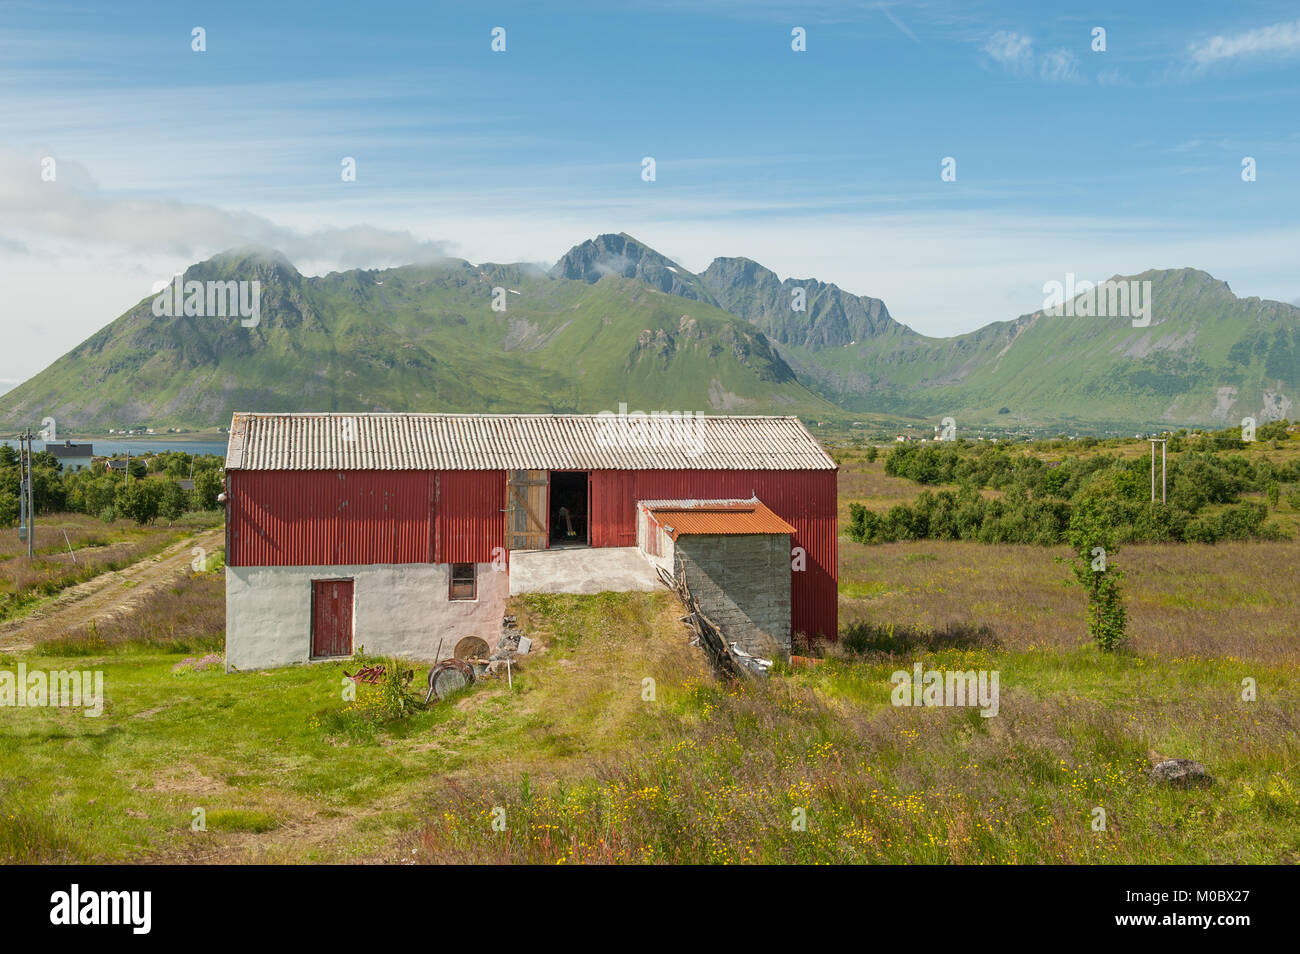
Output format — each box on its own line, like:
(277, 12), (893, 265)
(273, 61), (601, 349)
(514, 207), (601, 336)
(104, 459), (129, 473)
(45, 441), (94, 473)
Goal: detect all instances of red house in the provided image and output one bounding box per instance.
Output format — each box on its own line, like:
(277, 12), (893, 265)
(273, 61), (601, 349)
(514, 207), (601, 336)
(223, 412), (837, 670)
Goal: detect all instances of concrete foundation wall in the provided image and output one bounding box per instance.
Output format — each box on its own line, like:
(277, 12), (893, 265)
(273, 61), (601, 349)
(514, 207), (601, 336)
(635, 507), (675, 576)
(674, 534), (792, 659)
(225, 562), (507, 671)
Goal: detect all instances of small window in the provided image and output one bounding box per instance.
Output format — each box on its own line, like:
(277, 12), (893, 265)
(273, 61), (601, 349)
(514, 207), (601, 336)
(449, 563), (477, 601)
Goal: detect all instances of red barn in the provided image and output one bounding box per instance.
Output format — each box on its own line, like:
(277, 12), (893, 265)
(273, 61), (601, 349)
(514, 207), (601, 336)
(223, 412), (837, 670)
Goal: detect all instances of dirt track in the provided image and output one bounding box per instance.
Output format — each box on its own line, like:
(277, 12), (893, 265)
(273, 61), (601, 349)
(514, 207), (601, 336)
(0, 527), (224, 652)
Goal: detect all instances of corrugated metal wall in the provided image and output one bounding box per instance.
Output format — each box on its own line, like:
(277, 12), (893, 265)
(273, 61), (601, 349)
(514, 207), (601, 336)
(434, 470), (506, 564)
(229, 470), (505, 567)
(590, 470), (838, 640)
(228, 470), (434, 566)
(229, 466), (837, 638)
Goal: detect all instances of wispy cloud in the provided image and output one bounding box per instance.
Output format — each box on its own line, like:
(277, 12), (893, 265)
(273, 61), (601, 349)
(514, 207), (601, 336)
(877, 2), (919, 44)
(982, 31), (1079, 83)
(0, 148), (450, 269)
(1189, 19), (1300, 66)
(983, 31), (1033, 72)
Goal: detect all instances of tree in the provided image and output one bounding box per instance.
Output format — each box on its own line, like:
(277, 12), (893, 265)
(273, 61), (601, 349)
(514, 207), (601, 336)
(115, 479), (164, 525)
(159, 480), (191, 521)
(1064, 495), (1128, 651)
(194, 468), (223, 510)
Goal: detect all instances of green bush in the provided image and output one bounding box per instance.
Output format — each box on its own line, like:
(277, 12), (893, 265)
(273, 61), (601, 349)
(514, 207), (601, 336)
(1065, 497), (1127, 651)
(848, 439), (1294, 547)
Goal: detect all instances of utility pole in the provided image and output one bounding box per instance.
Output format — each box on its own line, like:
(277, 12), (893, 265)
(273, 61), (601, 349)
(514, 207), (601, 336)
(1149, 438), (1167, 504)
(17, 429), (35, 558)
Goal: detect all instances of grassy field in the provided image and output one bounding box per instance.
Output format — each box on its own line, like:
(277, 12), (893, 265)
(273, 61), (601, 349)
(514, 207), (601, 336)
(0, 511), (222, 622)
(0, 450), (1297, 863)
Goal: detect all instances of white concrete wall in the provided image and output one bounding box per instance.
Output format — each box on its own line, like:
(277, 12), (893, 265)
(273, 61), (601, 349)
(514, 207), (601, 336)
(635, 504), (675, 575)
(225, 562), (507, 672)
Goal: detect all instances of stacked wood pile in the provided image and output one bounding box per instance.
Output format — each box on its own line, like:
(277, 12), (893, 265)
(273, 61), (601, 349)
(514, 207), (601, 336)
(657, 566), (743, 680)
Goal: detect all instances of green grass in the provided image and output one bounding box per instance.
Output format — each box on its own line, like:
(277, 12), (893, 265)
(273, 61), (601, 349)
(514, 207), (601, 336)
(0, 511), (222, 623)
(416, 645), (1299, 864)
(0, 589), (710, 863)
(1, 584), (1296, 864)
(2, 449), (1298, 863)
(205, 809), (280, 833)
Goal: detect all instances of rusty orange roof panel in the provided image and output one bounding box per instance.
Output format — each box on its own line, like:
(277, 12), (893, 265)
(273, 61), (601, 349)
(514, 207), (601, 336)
(644, 498), (796, 538)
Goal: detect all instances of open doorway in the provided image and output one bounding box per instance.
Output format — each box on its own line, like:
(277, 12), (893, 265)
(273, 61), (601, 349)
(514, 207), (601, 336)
(549, 471), (589, 546)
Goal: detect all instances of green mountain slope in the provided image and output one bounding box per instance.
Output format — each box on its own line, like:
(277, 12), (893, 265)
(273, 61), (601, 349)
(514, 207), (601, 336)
(780, 269), (1300, 426)
(4, 233), (1295, 433)
(693, 254), (1300, 429)
(0, 248), (836, 431)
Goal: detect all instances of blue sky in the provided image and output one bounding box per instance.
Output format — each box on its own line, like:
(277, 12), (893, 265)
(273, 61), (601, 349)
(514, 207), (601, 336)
(1, 0), (1298, 381)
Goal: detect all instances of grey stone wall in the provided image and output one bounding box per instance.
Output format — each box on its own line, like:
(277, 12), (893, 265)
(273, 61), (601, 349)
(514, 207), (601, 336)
(674, 533), (791, 659)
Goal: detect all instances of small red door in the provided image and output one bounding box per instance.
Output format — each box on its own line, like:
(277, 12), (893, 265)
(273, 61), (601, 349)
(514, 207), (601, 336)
(312, 579), (354, 658)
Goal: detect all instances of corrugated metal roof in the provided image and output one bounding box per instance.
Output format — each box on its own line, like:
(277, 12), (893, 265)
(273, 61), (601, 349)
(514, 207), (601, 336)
(225, 412), (836, 472)
(642, 497), (797, 538)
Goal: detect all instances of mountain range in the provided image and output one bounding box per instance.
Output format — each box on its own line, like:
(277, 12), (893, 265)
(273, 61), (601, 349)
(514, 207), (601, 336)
(1, 232), (1296, 433)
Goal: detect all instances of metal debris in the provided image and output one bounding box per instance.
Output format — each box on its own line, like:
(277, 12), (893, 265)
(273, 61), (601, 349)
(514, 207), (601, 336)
(425, 658), (475, 703)
(344, 665), (387, 685)
(729, 642), (773, 676)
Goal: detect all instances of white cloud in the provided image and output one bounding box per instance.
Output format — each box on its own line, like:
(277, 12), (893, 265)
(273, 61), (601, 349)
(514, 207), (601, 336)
(1189, 19), (1300, 66)
(0, 148), (450, 269)
(1038, 48), (1080, 83)
(983, 31), (1033, 72)
(982, 31), (1078, 83)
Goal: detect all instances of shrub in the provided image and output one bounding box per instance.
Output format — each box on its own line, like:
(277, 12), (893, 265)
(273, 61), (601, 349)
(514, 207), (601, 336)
(1065, 497), (1127, 651)
(377, 657), (422, 720)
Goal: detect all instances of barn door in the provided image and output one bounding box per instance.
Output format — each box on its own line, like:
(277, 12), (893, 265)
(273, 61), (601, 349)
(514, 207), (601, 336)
(311, 579), (354, 658)
(506, 469), (549, 550)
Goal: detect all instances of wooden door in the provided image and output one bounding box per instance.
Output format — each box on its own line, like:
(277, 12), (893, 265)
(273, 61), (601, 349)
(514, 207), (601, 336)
(311, 579), (354, 658)
(506, 470), (549, 550)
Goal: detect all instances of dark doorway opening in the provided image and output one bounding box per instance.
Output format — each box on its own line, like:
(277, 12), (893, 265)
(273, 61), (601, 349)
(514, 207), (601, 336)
(549, 471), (589, 546)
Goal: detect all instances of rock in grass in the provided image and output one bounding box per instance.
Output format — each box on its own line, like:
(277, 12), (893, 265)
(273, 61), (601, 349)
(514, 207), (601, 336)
(1149, 758), (1213, 788)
